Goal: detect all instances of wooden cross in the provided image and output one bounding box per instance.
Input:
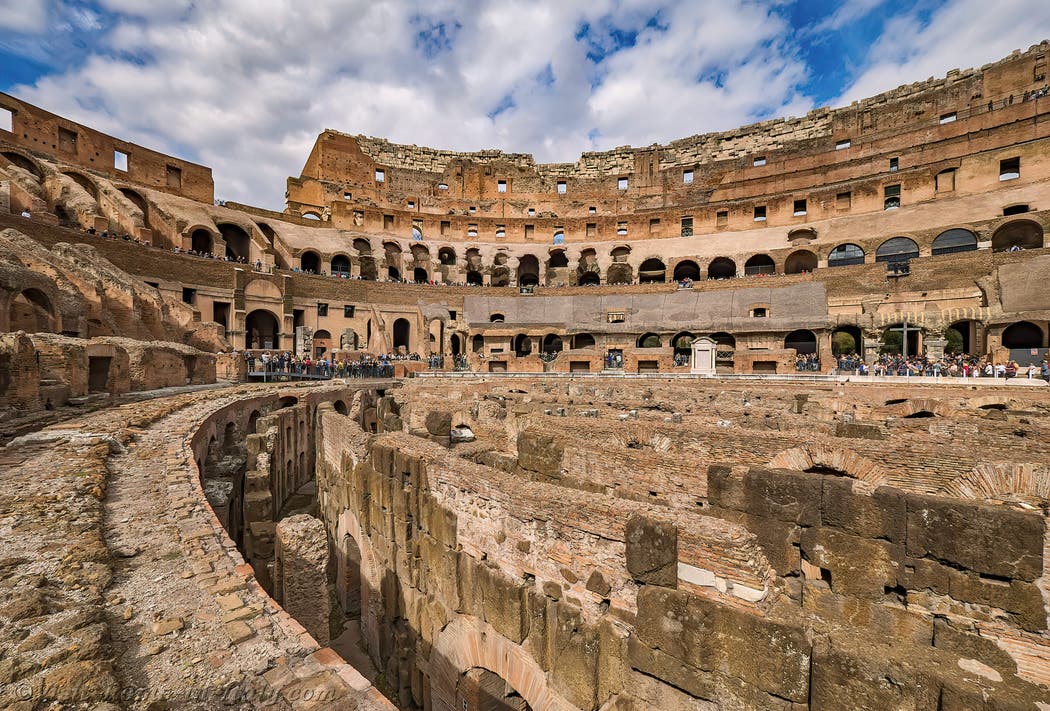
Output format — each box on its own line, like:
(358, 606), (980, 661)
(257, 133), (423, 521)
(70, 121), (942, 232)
(888, 322), (921, 359)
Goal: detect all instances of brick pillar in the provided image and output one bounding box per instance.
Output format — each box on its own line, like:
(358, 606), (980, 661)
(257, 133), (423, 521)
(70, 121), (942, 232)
(274, 514), (331, 645)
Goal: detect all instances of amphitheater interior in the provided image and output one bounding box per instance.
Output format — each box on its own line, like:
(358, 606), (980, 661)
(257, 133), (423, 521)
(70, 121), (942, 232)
(2, 42), (1050, 711)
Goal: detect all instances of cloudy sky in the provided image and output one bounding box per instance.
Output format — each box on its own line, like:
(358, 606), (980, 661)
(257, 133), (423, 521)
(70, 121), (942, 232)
(1, 0), (1049, 209)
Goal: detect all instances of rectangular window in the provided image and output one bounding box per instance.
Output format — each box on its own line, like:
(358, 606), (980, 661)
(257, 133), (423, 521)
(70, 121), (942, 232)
(497, 180), (507, 193)
(649, 218), (660, 233)
(467, 223), (478, 237)
(939, 112), (957, 124)
(793, 199), (807, 216)
(716, 210), (728, 226)
(889, 157), (899, 172)
(181, 287), (196, 305)
(317, 303), (328, 317)
(884, 184), (901, 210)
(683, 169), (694, 184)
(166, 165), (182, 189)
(375, 169), (385, 182)
(0, 106), (12, 132)
(586, 223), (596, 237)
(557, 181), (567, 194)
(588, 206), (596, 214)
(1000, 157), (1020, 181)
(449, 310), (457, 320)
(1035, 57), (1046, 82)
(835, 139), (851, 150)
(58, 127), (78, 153)
(607, 312), (626, 323)
(437, 182), (448, 190)
(524, 224), (534, 239)
(617, 221), (628, 235)
(681, 216), (693, 237)
(440, 220), (450, 235)
(212, 302), (230, 329)
(836, 191), (851, 210)
(469, 206), (476, 213)
(383, 214), (394, 230)
(114, 150), (128, 172)
(343, 191), (352, 200)
(527, 207), (535, 216)
(617, 177), (628, 190)
(344, 305), (355, 318)
(753, 205), (766, 222)
(407, 200), (415, 209)
(495, 224), (506, 238)
(753, 156), (766, 167)
(935, 169), (956, 192)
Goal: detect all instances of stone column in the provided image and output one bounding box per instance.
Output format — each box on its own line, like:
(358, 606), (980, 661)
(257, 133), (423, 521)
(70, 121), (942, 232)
(274, 514), (331, 645)
(862, 328), (881, 364)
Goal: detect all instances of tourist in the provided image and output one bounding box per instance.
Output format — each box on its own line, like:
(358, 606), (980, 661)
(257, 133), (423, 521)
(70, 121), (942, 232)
(20, 208), (31, 219)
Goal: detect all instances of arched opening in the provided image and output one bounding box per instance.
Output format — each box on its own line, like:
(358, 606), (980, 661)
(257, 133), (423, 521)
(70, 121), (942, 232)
(472, 334), (484, 353)
(466, 271), (483, 286)
(245, 310), (280, 349)
(337, 533), (362, 616)
(744, 254), (776, 276)
(1, 151), (43, 180)
(517, 255), (540, 287)
(881, 324), (921, 356)
(191, 229), (214, 254)
(9, 288), (54, 333)
(219, 224), (251, 261)
(672, 332), (695, 359)
(577, 272), (600, 286)
(513, 334), (532, 357)
(450, 333), (462, 356)
(358, 258), (377, 281)
(710, 332), (736, 366)
(256, 222), (278, 246)
(707, 257), (737, 280)
(333, 400), (349, 415)
(393, 318), (411, 351)
(785, 329), (817, 354)
(331, 254), (351, 276)
(638, 258), (666, 283)
(673, 260), (701, 281)
(542, 334), (563, 353)
(312, 329), (331, 358)
(490, 267), (510, 288)
(932, 229), (978, 255)
(784, 250), (818, 274)
(992, 220), (1043, 252)
(456, 668), (533, 711)
(947, 320), (977, 355)
(572, 333), (595, 349)
(875, 237), (919, 264)
(119, 187), (148, 217)
(387, 266), (401, 280)
(300, 250), (321, 273)
(353, 238), (372, 255)
(414, 267), (429, 283)
(831, 326), (862, 355)
(828, 243), (865, 267)
(637, 333), (662, 348)
(1002, 321), (1043, 349)
(302, 211), (321, 221)
(438, 247), (456, 265)
(63, 171), (99, 201)
(489, 313), (505, 323)
(411, 226), (423, 241)
(611, 246), (631, 262)
(606, 263), (632, 284)
(548, 250), (569, 268)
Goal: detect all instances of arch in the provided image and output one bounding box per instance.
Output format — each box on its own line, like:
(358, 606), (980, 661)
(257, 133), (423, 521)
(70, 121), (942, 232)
(767, 444), (890, 493)
(1002, 321), (1043, 349)
(572, 333), (595, 349)
(384, 241), (403, 257)
(410, 243), (430, 261)
(9, 288), (54, 333)
(414, 267), (429, 283)
(489, 313), (505, 323)
(992, 219), (1043, 252)
(932, 228), (978, 255)
(299, 250), (321, 273)
(301, 211), (322, 220)
(784, 249), (817, 274)
(671, 331), (695, 353)
(513, 334), (532, 357)
(430, 616), (577, 711)
(466, 248), (484, 269)
(707, 257), (737, 280)
(875, 237), (919, 263)
(606, 262), (632, 284)
(637, 332), (662, 348)
(940, 463), (1050, 504)
(542, 334), (563, 353)
(387, 266), (401, 280)
(438, 246), (457, 265)
(218, 223), (251, 261)
(63, 171), (99, 201)
(947, 320), (978, 354)
(256, 222), (279, 246)
(517, 255), (540, 287)
(831, 326), (862, 355)
(784, 329), (817, 355)
(353, 238), (372, 255)
(190, 228), (214, 254)
(577, 271), (600, 286)
(638, 258), (666, 283)
(331, 254), (351, 275)
(548, 250), (569, 268)
(828, 243), (865, 267)
(490, 267), (510, 288)
(118, 187), (148, 214)
(673, 260), (701, 281)
(1, 150), (44, 180)
(787, 226), (817, 243)
(245, 309), (280, 349)
(450, 333), (462, 356)
(744, 254), (776, 276)
(466, 271), (484, 286)
(610, 245), (631, 262)
(881, 323), (921, 356)
(393, 318), (411, 351)
(457, 668), (534, 711)
(411, 225), (423, 241)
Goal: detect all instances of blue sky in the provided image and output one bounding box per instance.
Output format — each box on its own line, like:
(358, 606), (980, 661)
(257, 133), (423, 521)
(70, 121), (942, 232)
(1, 0), (1048, 209)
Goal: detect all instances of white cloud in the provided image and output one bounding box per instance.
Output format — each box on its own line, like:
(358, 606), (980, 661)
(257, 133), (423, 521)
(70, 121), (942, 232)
(0, 0), (50, 32)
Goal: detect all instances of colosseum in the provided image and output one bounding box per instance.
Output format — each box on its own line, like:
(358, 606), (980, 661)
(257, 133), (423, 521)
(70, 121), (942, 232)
(2, 40), (1050, 711)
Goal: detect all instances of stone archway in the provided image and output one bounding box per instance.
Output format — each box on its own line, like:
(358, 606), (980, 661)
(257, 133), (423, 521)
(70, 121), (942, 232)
(768, 444), (890, 493)
(940, 463), (1050, 504)
(430, 616), (577, 711)
(9, 288), (55, 333)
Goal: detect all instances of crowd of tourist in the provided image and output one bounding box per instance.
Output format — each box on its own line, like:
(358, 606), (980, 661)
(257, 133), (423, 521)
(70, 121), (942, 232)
(244, 351), (398, 379)
(833, 352), (1050, 380)
(794, 353), (822, 371)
